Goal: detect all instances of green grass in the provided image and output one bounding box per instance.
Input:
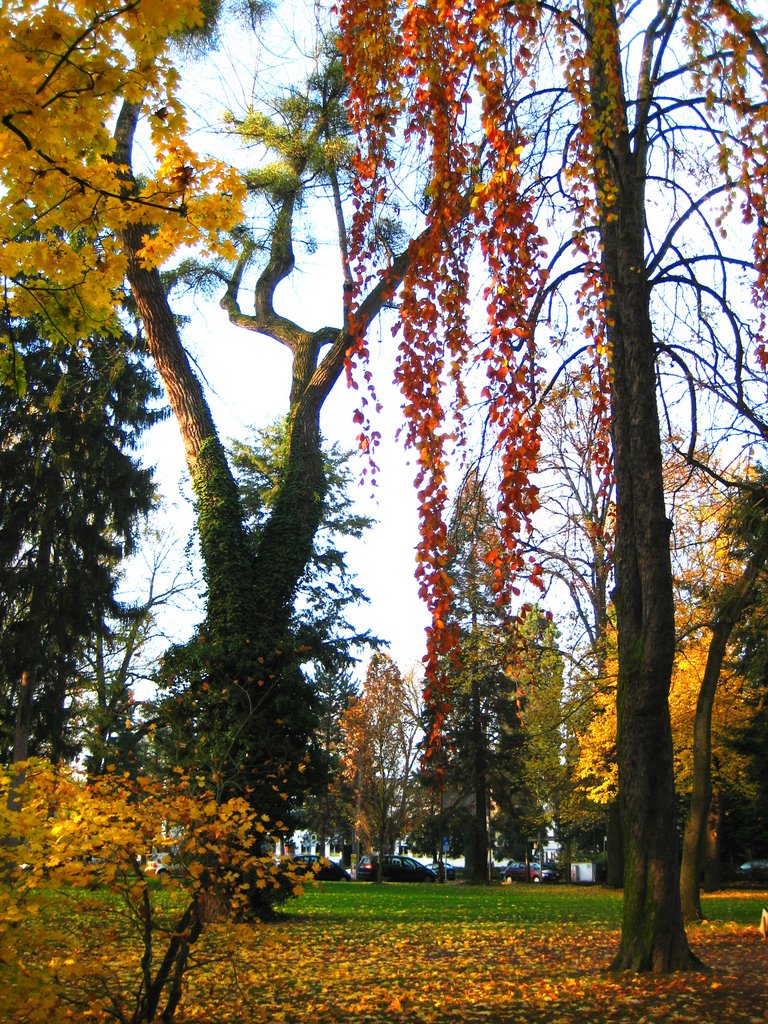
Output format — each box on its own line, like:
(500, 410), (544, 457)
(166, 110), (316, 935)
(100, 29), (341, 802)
(284, 879), (765, 928)
(216, 882), (768, 1023)
(12, 879), (768, 1023)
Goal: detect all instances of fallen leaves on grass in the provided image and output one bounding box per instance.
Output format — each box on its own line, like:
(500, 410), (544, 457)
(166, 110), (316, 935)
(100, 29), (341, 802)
(175, 898), (768, 1024)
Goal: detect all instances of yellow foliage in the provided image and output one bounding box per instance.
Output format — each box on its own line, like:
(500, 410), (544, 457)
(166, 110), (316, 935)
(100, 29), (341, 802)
(573, 676), (619, 805)
(0, 760), (304, 1023)
(0, 0), (245, 338)
(574, 630), (753, 805)
(670, 635), (753, 794)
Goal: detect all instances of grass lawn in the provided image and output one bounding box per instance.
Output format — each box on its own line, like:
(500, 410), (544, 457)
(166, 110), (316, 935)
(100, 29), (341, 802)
(9, 881), (767, 1022)
(174, 882), (768, 1023)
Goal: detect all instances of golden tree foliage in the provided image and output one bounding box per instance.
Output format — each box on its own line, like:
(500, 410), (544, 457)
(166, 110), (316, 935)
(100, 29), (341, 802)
(574, 641), (752, 807)
(340, 654), (423, 855)
(0, 0), (243, 363)
(0, 761), (307, 1023)
(573, 513), (756, 810)
(669, 638), (753, 797)
(573, 669), (619, 807)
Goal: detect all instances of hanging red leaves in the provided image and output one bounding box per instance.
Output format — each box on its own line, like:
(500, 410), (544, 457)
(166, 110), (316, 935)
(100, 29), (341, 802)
(338, 0), (547, 745)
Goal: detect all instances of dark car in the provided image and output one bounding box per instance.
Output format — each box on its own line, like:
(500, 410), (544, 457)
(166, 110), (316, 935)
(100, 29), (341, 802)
(735, 859), (768, 883)
(428, 861), (456, 881)
(292, 855), (351, 881)
(356, 855), (437, 882)
(502, 861), (560, 883)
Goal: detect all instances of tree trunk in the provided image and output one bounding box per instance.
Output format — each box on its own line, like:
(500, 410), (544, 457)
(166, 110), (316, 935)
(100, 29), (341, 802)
(680, 552), (765, 920)
(702, 793), (722, 892)
(467, 672), (490, 883)
(606, 800), (624, 889)
(608, 226), (695, 968)
(113, 87), (415, 808)
(6, 670), (35, 813)
(110, 102), (328, 813)
(114, 102), (259, 642)
(584, 0), (697, 971)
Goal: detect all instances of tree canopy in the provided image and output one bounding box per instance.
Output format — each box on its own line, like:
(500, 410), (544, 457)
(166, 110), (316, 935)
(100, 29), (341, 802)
(338, 0), (768, 971)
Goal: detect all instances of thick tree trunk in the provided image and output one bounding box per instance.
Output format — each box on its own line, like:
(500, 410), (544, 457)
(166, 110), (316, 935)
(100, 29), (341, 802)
(680, 552), (765, 920)
(606, 800), (624, 889)
(609, 235), (695, 969)
(584, 0), (697, 971)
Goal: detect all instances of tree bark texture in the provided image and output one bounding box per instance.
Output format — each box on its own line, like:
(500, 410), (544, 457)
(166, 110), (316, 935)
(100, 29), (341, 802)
(606, 800), (624, 889)
(584, 0), (697, 971)
(702, 795), (722, 893)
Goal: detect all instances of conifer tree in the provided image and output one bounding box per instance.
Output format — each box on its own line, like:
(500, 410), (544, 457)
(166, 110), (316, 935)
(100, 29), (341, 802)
(0, 321), (160, 762)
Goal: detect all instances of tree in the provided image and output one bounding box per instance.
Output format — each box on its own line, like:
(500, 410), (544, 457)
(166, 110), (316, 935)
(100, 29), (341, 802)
(534, 374), (621, 882)
(0, 1), (241, 350)
(341, 653), (423, 868)
(0, 322), (159, 764)
(112, 29), (431, 813)
(230, 421), (376, 672)
(492, 608), (567, 868)
(0, 4), (416, 815)
(0, 760), (309, 1023)
(441, 468), (517, 883)
(0, 0), (243, 768)
(229, 421), (376, 835)
(678, 473), (768, 919)
(723, 584), (768, 862)
(339, 0), (768, 971)
(75, 525), (200, 776)
(298, 665), (360, 858)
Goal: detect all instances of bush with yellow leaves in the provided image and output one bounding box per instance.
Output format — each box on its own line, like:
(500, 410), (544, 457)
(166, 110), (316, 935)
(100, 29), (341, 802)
(0, 761), (307, 1023)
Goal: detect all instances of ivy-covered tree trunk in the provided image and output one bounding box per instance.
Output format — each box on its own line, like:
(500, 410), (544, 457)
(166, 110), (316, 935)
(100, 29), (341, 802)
(114, 102), (319, 812)
(585, 0), (697, 971)
(115, 102), (259, 647)
(113, 82), (409, 812)
(124, 245), (259, 646)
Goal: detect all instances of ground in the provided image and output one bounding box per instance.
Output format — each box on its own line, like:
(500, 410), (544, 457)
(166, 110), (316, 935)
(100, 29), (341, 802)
(173, 885), (768, 1023)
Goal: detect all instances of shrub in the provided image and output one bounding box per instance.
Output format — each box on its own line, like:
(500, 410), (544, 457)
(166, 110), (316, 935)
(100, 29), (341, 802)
(0, 761), (307, 1022)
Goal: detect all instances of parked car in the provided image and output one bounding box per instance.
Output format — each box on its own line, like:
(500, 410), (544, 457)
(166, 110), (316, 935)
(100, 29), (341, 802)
(356, 855), (437, 882)
(427, 861), (456, 880)
(292, 854), (351, 881)
(144, 852), (180, 877)
(735, 859), (768, 883)
(502, 861), (561, 883)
